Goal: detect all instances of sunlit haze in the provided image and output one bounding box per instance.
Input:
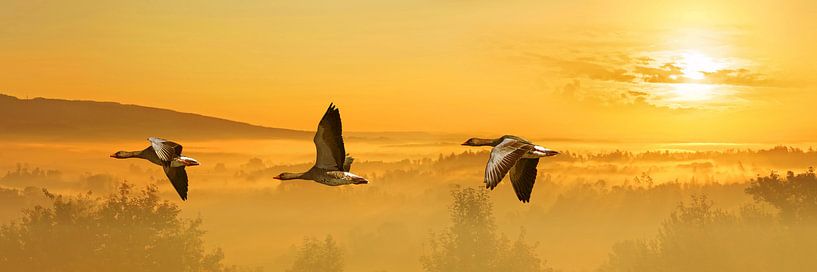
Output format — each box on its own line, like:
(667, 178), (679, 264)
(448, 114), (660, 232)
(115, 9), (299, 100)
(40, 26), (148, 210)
(2, 0), (816, 142)
(2, 1), (817, 272)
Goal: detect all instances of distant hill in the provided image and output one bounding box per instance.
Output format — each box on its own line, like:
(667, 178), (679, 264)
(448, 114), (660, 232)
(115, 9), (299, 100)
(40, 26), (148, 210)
(0, 94), (311, 141)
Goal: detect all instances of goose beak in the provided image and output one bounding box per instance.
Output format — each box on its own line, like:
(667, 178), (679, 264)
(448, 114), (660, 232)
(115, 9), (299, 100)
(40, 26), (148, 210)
(273, 176), (282, 180)
(546, 150), (560, 156)
(109, 153), (117, 158)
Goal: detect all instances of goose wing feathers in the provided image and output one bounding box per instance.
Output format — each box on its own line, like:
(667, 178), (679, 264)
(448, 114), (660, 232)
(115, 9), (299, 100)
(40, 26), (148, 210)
(313, 104), (346, 171)
(162, 165), (189, 201)
(149, 137), (183, 162)
(509, 158), (539, 203)
(485, 138), (534, 190)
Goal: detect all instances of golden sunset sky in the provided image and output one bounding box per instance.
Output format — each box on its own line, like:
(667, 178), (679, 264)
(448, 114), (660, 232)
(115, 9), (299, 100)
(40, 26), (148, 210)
(2, 0), (816, 142)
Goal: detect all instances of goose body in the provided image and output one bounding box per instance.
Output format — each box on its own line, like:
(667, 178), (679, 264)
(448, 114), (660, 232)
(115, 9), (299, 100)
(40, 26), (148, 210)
(111, 137), (199, 200)
(274, 104), (369, 186)
(462, 135), (559, 203)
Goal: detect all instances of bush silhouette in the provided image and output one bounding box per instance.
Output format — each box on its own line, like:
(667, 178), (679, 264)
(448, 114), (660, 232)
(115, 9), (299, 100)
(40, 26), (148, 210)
(286, 235), (344, 272)
(0, 182), (234, 272)
(602, 170), (817, 272)
(745, 168), (817, 224)
(421, 186), (552, 272)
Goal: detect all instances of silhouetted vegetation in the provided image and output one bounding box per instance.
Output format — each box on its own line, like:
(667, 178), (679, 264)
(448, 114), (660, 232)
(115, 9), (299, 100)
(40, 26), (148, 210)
(601, 170), (817, 272)
(745, 168), (817, 224)
(1, 164), (62, 187)
(421, 187), (552, 272)
(286, 235), (344, 272)
(2, 145), (817, 271)
(0, 182), (237, 272)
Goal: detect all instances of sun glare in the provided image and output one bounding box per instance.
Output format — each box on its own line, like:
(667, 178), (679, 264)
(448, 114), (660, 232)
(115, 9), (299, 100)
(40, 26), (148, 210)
(679, 51), (723, 80)
(671, 83), (714, 102)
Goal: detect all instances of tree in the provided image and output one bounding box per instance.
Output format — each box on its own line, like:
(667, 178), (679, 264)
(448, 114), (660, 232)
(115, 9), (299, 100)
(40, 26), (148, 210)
(745, 169), (817, 223)
(286, 235), (344, 272)
(496, 230), (551, 272)
(421, 186), (551, 272)
(601, 195), (743, 272)
(0, 182), (235, 272)
(600, 193), (817, 272)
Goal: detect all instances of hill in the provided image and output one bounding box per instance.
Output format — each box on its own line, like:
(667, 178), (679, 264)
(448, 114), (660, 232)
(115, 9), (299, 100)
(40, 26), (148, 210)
(0, 94), (311, 141)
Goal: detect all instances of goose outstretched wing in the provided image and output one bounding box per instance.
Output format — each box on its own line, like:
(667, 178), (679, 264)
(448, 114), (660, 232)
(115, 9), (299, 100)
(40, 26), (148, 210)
(485, 138), (533, 190)
(148, 137), (183, 162)
(162, 165), (189, 201)
(509, 158), (539, 203)
(313, 104), (346, 171)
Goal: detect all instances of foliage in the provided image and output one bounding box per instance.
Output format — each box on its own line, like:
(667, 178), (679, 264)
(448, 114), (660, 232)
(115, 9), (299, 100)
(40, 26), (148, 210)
(286, 235), (344, 272)
(602, 170), (817, 272)
(0, 182), (236, 272)
(421, 187), (552, 272)
(745, 168), (817, 223)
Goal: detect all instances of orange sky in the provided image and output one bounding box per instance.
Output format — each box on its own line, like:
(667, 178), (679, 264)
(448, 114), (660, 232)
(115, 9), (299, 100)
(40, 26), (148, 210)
(2, 0), (816, 142)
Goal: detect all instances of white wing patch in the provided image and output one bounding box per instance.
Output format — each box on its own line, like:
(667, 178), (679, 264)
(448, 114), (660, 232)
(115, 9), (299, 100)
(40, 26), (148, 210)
(312, 104), (346, 171)
(313, 126), (340, 170)
(484, 138), (533, 190)
(325, 171), (368, 185)
(148, 137), (181, 162)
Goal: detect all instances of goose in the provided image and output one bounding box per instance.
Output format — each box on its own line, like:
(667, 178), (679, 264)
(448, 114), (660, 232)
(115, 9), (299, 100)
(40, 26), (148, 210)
(462, 135), (559, 203)
(110, 137), (199, 200)
(273, 103), (369, 185)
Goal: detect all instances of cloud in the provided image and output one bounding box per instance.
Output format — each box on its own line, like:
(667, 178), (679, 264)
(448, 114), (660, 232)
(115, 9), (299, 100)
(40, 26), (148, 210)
(635, 56), (654, 65)
(531, 54), (636, 83)
(532, 51), (779, 87)
(557, 79), (657, 107)
(532, 48), (791, 111)
(702, 68), (773, 87)
(627, 90), (649, 97)
(632, 63), (776, 87)
(561, 79), (581, 96)
(634, 63), (685, 83)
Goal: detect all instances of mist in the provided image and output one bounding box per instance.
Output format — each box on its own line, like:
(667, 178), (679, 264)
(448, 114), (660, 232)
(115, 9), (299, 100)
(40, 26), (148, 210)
(2, 138), (816, 271)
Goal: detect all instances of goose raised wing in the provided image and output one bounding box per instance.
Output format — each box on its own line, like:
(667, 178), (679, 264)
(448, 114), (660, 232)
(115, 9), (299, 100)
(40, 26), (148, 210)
(313, 103), (346, 171)
(111, 137), (199, 200)
(273, 103), (369, 186)
(463, 135), (559, 203)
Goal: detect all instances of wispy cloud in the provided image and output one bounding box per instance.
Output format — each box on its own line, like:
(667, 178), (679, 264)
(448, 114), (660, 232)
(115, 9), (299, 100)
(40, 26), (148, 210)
(701, 69), (774, 87)
(531, 54), (636, 83)
(530, 48), (785, 109)
(634, 63), (684, 83)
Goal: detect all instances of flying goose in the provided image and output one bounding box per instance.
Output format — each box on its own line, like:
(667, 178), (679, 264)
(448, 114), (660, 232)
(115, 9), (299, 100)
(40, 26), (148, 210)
(110, 137), (199, 200)
(462, 135), (559, 203)
(273, 103), (369, 185)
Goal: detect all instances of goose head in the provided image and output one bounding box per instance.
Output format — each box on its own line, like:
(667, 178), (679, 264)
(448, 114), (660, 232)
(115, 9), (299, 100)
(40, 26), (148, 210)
(273, 172), (301, 180)
(462, 138), (495, 147)
(110, 151), (130, 159)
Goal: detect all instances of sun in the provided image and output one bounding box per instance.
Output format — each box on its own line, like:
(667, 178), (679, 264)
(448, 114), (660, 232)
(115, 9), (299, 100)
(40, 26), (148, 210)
(664, 51), (728, 104)
(679, 51), (723, 80)
(671, 83), (714, 102)
(645, 49), (741, 107)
